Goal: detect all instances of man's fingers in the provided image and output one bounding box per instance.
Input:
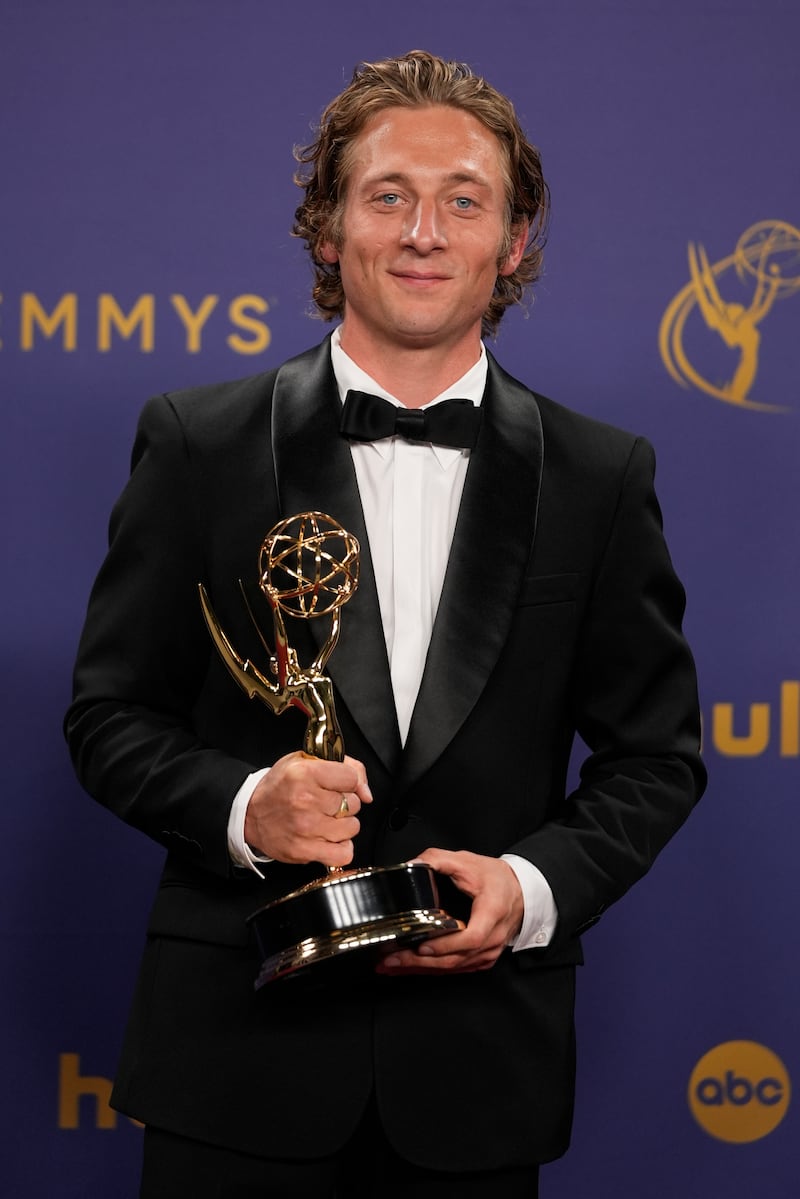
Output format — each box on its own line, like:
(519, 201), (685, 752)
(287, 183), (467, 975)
(329, 791), (361, 818)
(246, 750), (373, 865)
(376, 941), (498, 974)
(324, 813), (361, 845)
(346, 757), (373, 804)
(311, 755), (372, 802)
(374, 849), (524, 976)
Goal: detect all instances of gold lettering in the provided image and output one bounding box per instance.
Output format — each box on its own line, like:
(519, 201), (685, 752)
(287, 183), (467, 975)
(712, 702), (770, 756)
(21, 293), (77, 350)
(58, 1053), (116, 1129)
(227, 294), (270, 354)
(97, 294), (154, 352)
(780, 681), (800, 757)
(170, 294), (219, 352)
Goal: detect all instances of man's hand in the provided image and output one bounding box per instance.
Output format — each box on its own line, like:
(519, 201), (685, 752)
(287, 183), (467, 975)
(244, 752), (372, 867)
(375, 848), (524, 975)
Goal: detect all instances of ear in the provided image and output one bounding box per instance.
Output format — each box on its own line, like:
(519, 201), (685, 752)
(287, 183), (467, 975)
(498, 222), (530, 277)
(319, 241), (339, 265)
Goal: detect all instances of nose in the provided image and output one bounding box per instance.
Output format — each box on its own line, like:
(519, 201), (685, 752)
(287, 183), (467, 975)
(400, 200), (447, 253)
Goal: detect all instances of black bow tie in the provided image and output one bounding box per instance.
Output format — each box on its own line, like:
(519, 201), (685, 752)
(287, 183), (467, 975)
(340, 390), (482, 450)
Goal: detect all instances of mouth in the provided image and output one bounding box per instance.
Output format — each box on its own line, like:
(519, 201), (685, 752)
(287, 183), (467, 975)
(389, 270), (451, 287)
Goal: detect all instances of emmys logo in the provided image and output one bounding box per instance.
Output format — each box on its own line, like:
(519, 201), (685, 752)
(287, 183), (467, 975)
(659, 221), (800, 412)
(688, 1041), (791, 1143)
(0, 291), (272, 354)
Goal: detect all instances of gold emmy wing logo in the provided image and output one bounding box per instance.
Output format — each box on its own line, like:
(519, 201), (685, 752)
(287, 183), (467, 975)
(659, 220), (800, 412)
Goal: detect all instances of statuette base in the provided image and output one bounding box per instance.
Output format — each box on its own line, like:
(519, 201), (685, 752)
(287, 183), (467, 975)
(248, 862), (463, 986)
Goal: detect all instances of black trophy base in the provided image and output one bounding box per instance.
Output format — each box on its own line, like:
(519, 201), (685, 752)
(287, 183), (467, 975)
(247, 862), (463, 987)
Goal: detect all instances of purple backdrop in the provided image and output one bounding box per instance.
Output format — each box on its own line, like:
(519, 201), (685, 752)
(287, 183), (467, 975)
(2, 2), (797, 1195)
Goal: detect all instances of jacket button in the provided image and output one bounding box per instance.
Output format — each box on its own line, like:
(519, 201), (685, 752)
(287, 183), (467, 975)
(388, 807), (408, 831)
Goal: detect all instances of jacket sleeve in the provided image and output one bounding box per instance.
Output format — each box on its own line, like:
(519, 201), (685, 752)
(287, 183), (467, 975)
(509, 436), (706, 938)
(64, 394), (255, 878)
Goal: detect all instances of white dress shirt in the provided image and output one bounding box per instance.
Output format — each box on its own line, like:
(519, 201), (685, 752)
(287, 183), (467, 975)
(228, 329), (558, 951)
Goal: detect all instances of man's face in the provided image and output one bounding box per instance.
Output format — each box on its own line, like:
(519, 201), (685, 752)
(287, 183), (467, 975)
(320, 104), (527, 361)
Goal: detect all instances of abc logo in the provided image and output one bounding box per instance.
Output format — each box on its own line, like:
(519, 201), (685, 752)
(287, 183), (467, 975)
(688, 1041), (791, 1143)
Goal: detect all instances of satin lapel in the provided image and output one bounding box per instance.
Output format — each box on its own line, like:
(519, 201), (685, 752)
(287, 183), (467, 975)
(271, 339), (402, 775)
(398, 354), (544, 791)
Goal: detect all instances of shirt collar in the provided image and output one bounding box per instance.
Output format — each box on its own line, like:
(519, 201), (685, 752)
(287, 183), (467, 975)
(330, 326), (487, 465)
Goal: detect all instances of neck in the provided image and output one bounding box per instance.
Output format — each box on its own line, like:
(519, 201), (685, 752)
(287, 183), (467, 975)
(337, 324), (483, 408)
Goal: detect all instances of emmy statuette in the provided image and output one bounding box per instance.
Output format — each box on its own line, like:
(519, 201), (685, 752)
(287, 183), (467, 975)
(199, 512), (463, 986)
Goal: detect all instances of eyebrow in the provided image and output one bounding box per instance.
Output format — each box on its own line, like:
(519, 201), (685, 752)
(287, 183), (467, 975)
(359, 169), (492, 190)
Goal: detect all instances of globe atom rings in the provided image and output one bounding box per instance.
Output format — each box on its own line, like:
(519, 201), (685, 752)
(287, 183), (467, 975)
(735, 220), (800, 298)
(259, 512), (360, 618)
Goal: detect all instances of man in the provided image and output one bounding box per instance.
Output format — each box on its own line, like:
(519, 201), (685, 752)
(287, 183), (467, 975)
(66, 50), (705, 1198)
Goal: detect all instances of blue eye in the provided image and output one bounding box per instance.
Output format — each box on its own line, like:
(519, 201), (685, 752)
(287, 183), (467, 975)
(381, 193), (400, 205)
(454, 197), (474, 209)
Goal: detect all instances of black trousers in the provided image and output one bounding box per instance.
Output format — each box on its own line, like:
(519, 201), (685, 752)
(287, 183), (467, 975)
(140, 1092), (540, 1199)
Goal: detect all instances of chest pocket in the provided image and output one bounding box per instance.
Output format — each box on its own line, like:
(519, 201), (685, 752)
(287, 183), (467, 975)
(517, 572), (581, 607)
(514, 573), (582, 663)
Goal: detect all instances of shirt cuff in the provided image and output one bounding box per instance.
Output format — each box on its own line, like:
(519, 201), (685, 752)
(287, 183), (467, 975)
(501, 853), (559, 951)
(227, 767), (272, 878)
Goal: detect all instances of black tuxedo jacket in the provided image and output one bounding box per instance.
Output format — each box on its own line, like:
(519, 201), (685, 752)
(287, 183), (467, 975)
(66, 338), (705, 1169)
